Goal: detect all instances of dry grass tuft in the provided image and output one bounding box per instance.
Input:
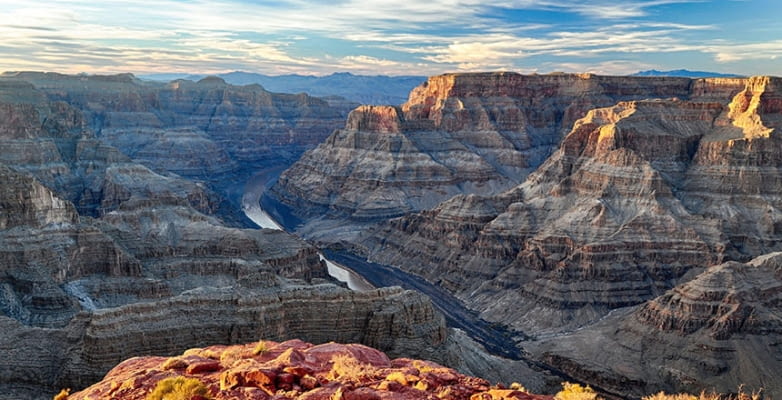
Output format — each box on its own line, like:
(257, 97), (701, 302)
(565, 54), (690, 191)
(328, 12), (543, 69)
(161, 357), (188, 370)
(147, 376), (211, 400)
(252, 341), (269, 356)
(328, 354), (379, 382)
(555, 382), (601, 400)
(642, 387), (763, 400)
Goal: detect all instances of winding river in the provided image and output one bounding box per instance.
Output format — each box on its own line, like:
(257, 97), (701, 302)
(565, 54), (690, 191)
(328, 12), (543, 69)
(240, 167), (530, 361)
(241, 168), (374, 292)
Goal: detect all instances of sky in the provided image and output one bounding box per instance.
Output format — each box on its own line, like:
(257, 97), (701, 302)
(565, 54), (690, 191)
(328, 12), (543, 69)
(1, 0), (781, 77)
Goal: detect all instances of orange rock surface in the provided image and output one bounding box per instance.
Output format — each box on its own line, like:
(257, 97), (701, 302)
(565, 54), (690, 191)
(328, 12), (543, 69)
(68, 340), (552, 400)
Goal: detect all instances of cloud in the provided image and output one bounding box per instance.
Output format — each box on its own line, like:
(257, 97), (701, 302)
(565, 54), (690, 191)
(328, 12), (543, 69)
(707, 41), (782, 62)
(0, 0), (778, 76)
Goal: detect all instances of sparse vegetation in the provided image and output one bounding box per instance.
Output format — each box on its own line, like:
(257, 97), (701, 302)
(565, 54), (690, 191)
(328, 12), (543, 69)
(53, 388), (70, 400)
(510, 382), (527, 392)
(147, 376), (211, 400)
(161, 357), (188, 370)
(252, 340), (269, 356)
(642, 387), (763, 400)
(555, 382), (601, 400)
(220, 347), (249, 365)
(328, 354), (379, 381)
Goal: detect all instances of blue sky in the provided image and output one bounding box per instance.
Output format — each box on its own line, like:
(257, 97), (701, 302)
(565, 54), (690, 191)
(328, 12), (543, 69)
(1, 0), (781, 76)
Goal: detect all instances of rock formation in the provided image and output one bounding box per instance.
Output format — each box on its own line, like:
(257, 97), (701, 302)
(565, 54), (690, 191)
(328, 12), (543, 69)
(0, 75), (469, 400)
(267, 73), (710, 241)
(0, 71), (357, 224)
(69, 339), (551, 400)
(530, 252), (782, 398)
(351, 76), (782, 396)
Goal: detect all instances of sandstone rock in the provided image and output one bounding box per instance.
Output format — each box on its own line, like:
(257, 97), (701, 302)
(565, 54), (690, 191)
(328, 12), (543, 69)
(361, 76), (782, 334)
(529, 252), (782, 399)
(68, 339), (554, 400)
(268, 73), (729, 242)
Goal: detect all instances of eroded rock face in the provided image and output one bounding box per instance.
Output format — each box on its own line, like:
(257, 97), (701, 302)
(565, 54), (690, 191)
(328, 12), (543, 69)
(360, 76), (782, 334)
(530, 252), (782, 398)
(268, 73), (721, 241)
(352, 76), (782, 397)
(1, 71), (356, 180)
(69, 339), (551, 400)
(0, 76), (454, 399)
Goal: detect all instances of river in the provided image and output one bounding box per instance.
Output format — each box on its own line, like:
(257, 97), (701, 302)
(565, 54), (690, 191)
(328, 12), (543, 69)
(241, 167), (530, 360)
(241, 168), (374, 292)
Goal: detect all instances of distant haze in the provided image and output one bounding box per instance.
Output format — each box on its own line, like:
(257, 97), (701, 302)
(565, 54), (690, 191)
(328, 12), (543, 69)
(140, 72), (425, 105)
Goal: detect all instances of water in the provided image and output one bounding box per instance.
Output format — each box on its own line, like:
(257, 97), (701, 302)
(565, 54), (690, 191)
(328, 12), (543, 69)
(241, 169), (374, 292)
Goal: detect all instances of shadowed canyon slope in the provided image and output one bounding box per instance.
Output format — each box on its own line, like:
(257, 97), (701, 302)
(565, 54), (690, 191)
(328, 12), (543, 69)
(1, 71), (357, 221)
(269, 73), (782, 397)
(0, 74), (485, 400)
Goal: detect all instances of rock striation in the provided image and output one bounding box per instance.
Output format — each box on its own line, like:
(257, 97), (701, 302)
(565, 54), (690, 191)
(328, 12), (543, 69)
(359, 76), (777, 331)
(530, 252), (782, 398)
(0, 74), (461, 400)
(69, 339), (551, 400)
(351, 75), (782, 396)
(0, 71), (357, 226)
(268, 73), (716, 240)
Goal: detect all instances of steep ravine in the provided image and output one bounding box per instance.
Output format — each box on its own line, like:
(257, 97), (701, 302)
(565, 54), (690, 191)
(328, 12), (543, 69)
(242, 164), (568, 395)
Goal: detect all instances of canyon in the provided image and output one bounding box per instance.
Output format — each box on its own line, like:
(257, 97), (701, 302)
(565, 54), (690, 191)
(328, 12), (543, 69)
(2, 70), (782, 399)
(0, 73), (544, 399)
(267, 73), (782, 397)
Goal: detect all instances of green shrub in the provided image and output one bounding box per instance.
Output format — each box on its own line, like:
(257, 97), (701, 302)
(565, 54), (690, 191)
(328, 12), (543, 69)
(147, 376), (211, 400)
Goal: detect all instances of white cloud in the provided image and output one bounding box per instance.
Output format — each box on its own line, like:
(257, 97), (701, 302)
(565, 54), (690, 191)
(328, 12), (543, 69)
(0, 0), (778, 76)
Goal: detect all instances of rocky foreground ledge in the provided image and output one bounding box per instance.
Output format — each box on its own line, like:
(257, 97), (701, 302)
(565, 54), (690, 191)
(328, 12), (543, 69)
(65, 339), (550, 400)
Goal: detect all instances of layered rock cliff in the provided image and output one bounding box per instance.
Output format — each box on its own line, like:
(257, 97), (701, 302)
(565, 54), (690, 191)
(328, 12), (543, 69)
(0, 76), (459, 399)
(268, 73), (709, 240)
(1, 71), (356, 224)
(530, 252), (782, 398)
(353, 76), (782, 396)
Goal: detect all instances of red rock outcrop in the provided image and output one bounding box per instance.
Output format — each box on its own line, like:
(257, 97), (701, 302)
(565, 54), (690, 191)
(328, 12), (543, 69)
(69, 339), (551, 400)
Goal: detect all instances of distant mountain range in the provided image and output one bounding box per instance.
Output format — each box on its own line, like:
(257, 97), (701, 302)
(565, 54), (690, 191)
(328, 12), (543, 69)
(631, 69), (742, 78)
(139, 71), (426, 105)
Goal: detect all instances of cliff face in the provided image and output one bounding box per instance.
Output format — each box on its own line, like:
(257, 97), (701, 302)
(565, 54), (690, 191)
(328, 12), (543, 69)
(268, 73), (721, 241)
(530, 252), (782, 398)
(0, 72), (357, 228)
(2, 72), (355, 178)
(355, 76), (782, 396)
(0, 76), (454, 399)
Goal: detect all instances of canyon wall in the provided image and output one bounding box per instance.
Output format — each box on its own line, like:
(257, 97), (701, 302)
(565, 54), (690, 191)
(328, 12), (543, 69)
(267, 73), (729, 241)
(1, 72), (357, 225)
(358, 76), (782, 397)
(0, 75), (453, 399)
(267, 72), (782, 397)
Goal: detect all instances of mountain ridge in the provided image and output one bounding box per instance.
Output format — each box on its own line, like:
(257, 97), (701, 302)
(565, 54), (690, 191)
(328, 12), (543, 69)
(139, 71), (426, 105)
